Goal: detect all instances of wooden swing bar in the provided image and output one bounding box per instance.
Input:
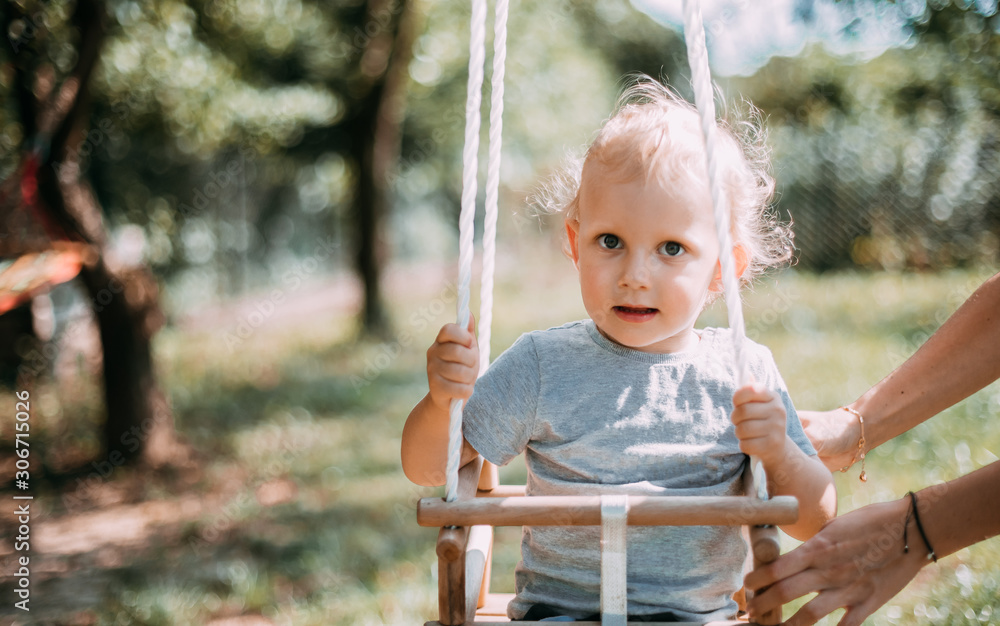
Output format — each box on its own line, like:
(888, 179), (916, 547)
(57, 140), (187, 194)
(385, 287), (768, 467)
(418, 494), (798, 529)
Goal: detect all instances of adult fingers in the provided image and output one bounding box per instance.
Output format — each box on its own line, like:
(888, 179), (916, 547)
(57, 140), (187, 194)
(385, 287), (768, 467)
(745, 539), (824, 591)
(747, 568), (833, 617)
(798, 410), (824, 432)
(837, 602), (880, 626)
(780, 589), (851, 626)
(747, 534), (865, 618)
(779, 576), (879, 626)
(802, 408), (862, 472)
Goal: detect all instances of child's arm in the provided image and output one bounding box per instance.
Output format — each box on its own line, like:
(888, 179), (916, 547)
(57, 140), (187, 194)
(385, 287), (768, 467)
(401, 318), (481, 487)
(732, 384), (837, 541)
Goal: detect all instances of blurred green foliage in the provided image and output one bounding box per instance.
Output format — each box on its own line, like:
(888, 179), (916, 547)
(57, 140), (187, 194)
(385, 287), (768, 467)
(729, 2), (1000, 271)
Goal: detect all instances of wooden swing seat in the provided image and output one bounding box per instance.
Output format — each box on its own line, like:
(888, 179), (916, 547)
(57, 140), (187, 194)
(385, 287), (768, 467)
(417, 457), (797, 626)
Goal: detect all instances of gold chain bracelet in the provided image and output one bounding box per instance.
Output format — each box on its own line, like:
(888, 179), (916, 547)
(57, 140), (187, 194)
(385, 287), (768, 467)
(838, 406), (867, 482)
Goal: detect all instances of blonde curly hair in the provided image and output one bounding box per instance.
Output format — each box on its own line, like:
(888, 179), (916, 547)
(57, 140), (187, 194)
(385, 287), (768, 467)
(533, 76), (793, 284)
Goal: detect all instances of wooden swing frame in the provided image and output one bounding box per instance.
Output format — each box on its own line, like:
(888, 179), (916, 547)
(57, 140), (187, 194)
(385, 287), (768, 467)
(417, 457), (796, 626)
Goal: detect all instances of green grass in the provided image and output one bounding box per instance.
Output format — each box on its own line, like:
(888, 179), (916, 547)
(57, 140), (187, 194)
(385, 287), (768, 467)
(2, 247), (999, 625)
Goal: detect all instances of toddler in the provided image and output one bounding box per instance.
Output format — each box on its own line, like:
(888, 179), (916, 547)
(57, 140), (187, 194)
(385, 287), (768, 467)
(401, 77), (836, 622)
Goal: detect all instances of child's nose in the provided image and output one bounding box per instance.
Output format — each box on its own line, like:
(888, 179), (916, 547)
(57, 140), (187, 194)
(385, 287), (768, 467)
(619, 253), (651, 289)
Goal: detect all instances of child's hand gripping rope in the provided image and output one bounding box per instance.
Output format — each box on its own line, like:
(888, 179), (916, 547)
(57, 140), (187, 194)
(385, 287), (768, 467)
(427, 315), (480, 413)
(731, 383), (787, 471)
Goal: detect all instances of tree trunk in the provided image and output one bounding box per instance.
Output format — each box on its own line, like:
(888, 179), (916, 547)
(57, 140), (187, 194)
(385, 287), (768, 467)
(352, 85), (390, 336)
(9, 0), (173, 464)
(76, 260), (168, 460)
(349, 0), (416, 338)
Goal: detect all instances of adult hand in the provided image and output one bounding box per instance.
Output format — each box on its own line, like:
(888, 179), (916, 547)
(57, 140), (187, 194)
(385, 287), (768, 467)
(745, 497), (929, 626)
(800, 408), (863, 473)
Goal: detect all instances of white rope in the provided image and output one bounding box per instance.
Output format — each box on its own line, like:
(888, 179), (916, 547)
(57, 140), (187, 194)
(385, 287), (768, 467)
(682, 0), (768, 501)
(478, 0), (508, 377)
(447, 0), (488, 503)
(600, 494), (629, 626)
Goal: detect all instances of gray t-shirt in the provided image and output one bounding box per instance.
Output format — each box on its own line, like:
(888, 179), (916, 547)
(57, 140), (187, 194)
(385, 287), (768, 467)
(463, 320), (815, 621)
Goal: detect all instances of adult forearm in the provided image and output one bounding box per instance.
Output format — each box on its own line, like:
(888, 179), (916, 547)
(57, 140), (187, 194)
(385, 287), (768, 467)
(852, 272), (1000, 450)
(916, 460), (1000, 559)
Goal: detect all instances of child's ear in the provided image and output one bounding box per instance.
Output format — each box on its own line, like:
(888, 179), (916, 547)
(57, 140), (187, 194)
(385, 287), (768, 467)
(565, 218), (581, 268)
(709, 244), (749, 292)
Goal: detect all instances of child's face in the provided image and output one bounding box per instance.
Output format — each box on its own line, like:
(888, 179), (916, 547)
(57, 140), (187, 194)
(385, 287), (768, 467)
(567, 164), (723, 353)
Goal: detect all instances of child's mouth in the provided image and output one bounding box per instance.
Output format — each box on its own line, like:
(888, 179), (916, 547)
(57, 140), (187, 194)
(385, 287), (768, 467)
(613, 306), (658, 322)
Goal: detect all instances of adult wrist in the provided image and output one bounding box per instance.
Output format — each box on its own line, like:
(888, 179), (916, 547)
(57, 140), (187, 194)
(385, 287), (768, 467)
(904, 491), (938, 563)
(897, 516), (933, 581)
(837, 406), (868, 482)
(889, 497), (933, 568)
(852, 498), (915, 576)
(850, 390), (900, 454)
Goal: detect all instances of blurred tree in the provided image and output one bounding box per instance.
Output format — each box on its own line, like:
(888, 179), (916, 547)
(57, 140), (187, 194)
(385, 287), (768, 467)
(75, 0), (425, 338)
(345, 0), (415, 336)
(1, 0), (171, 463)
(731, 0), (1000, 270)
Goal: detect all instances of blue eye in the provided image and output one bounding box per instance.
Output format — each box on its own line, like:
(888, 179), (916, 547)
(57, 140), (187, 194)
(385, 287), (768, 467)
(598, 234), (622, 249)
(659, 241), (684, 257)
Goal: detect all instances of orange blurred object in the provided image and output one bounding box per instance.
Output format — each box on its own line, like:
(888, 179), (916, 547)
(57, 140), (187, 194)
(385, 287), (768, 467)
(0, 243), (92, 315)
